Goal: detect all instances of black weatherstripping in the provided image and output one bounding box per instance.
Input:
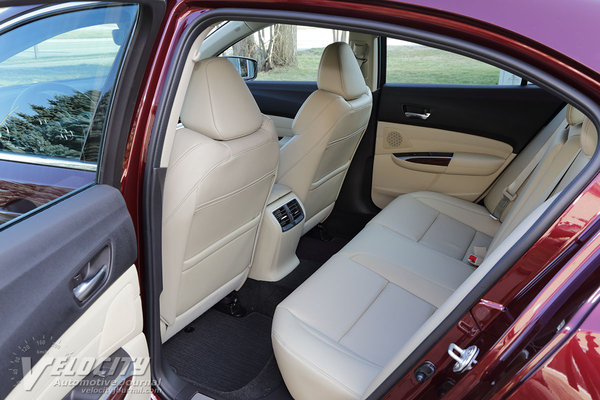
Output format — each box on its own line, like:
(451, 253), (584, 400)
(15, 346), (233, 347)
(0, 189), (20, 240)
(379, 84), (564, 153)
(0, 185), (137, 399)
(247, 81), (316, 118)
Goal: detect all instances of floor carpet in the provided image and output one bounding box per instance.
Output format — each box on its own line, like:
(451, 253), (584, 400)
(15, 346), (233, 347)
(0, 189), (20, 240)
(163, 310), (289, 399)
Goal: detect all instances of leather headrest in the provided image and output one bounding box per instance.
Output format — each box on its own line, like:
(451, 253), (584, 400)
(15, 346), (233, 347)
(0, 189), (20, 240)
(180, 57), (263, 141)
(566, 105), (585, 126)
(581, 118), (598, 157)
(317, 42), (366, 100)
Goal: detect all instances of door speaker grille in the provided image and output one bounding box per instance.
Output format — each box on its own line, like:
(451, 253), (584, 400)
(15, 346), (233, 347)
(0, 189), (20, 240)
(386, 131), (403, 147)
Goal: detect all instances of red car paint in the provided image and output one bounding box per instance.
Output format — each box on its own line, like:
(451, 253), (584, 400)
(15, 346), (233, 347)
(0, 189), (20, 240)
(119, 1), (600, 398)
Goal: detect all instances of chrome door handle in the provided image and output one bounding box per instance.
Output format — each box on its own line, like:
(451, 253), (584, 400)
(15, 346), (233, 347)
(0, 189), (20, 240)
(404, 111), (431, 120)
(73, 264), (107, 302)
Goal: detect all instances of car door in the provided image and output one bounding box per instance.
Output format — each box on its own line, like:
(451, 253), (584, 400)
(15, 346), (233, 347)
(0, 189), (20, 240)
(0, 2), (163, 399)
(371, 38), (564, 208)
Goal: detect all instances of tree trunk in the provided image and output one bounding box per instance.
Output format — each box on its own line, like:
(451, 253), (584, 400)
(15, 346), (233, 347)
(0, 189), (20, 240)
(232, 34), (257, 59)
(270, 25), (297, 68)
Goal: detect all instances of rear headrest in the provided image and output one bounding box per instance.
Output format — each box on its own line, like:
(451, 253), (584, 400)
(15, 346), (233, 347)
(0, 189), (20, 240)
(180, 57), (263, 141)
(581, 118), (598, 157)
(566, 105), (585, 126)
(317, 42), (366, 101)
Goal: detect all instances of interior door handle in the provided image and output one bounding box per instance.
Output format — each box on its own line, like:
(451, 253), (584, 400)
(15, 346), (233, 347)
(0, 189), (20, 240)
(404, 111), (431, 120)
(73, 264), (108, 302)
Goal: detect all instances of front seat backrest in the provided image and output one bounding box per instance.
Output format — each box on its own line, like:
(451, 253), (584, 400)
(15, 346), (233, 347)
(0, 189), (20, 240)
(277, 42), (373, 233)
(161, 57), (279, 341)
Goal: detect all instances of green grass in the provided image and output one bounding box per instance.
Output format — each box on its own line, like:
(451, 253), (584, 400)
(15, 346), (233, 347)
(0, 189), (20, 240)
(257, 45), (501, 84)
(0, 25), (119, 86)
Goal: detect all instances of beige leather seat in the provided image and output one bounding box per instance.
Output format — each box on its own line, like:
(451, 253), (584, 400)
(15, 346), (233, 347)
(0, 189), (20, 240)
(161, 57), (279, 341)
(272, 107), (596, 399)
(277, 42), (372, 233)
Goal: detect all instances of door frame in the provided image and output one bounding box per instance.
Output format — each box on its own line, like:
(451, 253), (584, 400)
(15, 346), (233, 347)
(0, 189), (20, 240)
(133, 4), (600, 400)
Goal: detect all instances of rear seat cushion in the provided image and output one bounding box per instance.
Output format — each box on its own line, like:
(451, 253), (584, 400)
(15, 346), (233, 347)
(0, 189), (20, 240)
(273, 227), (476, 400)
(369, 191), (499, 261)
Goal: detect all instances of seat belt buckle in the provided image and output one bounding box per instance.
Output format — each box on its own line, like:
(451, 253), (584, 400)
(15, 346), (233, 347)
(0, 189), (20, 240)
(467, 254), (482, 267)
(502, 187), (517, 202)
(467, 247), (487, 267)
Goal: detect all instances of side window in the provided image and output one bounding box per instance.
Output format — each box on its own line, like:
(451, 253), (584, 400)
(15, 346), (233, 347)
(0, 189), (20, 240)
(386, 39), (524, 85)
(222, 25), (349, 81)
(0, 4), (138, 227)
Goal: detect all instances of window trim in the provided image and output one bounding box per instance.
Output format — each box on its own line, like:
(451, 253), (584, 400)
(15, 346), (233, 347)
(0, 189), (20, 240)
(0, 152), (97, 171)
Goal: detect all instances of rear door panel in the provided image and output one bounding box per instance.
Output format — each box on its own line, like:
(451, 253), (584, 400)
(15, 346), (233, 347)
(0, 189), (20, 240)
(0, 185), (147, 399)
(372, 84), (564, 207)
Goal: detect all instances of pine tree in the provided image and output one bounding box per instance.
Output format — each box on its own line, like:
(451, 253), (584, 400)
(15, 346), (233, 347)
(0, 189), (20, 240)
(0, 89), (106, 161)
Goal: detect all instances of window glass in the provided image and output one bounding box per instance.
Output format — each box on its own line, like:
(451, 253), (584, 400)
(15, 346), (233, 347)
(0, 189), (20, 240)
(0, 4), (137, 228)
(222, 25), (349, 81)
(386, 39), (523, 85)
(0, 5), (137, 162)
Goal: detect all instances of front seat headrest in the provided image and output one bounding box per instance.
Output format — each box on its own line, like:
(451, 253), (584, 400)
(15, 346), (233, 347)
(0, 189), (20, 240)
(181, 57), (263, 141)
(317, 42), (366, 101)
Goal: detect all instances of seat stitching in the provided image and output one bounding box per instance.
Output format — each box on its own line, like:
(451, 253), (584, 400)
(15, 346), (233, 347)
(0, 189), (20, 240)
(272, 330), (368, 398)
(412, 192), (493, 218)
(338, 281), (388, 342)
(275, 308), (384, 371)
(327, 123), (367, 147)
(348, 227), (473, 294)
(163, 137), (275, 222)
(417, 211), (440, 243)
(350, 254), (449, 308)
(193, 169), (276, 211)
(367, 220), (416, 241)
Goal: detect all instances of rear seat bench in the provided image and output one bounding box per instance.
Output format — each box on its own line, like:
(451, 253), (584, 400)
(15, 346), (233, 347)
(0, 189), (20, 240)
(272, 107), (597, 400)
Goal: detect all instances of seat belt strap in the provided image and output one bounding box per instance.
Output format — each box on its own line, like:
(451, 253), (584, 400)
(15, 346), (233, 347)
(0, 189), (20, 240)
(491, 123), (568, 220)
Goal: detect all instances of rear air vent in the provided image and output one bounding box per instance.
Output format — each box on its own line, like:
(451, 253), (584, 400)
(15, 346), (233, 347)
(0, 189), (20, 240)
(273, 206), (290, 229)
(272, 198), (304, 232)
(287, 199), (303, 221)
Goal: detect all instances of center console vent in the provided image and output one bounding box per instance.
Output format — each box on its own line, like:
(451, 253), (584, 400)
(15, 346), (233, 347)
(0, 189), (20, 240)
(287, 199), (303, 221)
(272, 199), (304, 232)
(273, 206), (291, 229)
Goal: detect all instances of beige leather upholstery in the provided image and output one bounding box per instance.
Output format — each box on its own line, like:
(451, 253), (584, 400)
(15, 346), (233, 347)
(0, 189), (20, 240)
(483, 107), (568, 217)
(566, 104), (585, 126)
(581, 117), (598, 157)
(317, 42), (368, 101)
(277, 42), (372, 233)
(161, 57), (279, 341)
(272, 108), (596, 399)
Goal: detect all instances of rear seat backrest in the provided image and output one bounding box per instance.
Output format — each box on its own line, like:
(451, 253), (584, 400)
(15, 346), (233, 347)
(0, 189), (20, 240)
(554, 117), (597, 194)
(490, 114), (596, 251)
(483, 105), (585, 221)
